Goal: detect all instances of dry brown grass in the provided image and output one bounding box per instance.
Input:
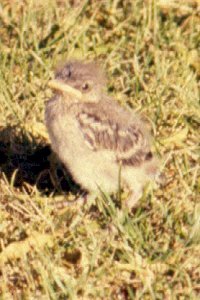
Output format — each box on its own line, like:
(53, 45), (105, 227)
(0, 0), (199, 299)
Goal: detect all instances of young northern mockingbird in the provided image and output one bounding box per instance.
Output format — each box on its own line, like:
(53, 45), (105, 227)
(45, 60), (159, 208)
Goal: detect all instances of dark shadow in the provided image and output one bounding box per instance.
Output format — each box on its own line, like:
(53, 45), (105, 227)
(0, 126), (80, 195)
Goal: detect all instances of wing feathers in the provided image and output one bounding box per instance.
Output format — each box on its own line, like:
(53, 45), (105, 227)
(76, 104), (153, 167)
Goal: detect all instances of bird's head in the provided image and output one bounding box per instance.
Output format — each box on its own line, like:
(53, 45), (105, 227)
(49, 60), (106, 103)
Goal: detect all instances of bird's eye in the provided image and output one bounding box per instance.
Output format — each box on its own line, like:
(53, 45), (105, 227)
(82, 82), (91, 92)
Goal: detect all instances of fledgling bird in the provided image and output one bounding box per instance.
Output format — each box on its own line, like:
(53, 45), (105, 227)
(45, 60), (159, 209)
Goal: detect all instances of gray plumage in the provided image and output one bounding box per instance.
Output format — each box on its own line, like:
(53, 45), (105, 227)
(45, 60), (159, 208)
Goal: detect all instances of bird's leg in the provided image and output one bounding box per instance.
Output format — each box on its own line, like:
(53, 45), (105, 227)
(48, 152), (63, 191)
(125, 186), (143, 209)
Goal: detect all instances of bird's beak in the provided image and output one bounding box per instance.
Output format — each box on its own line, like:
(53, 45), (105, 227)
(48, 80), (83, 100)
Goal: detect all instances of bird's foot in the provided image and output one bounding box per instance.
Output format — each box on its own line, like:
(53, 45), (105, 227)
(52, 192), (87, 209)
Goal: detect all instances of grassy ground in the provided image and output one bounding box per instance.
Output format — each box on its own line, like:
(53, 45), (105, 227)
(0, 0), (199, 299)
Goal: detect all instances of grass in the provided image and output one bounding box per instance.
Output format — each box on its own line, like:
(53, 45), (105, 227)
(0, 0), (199, 299)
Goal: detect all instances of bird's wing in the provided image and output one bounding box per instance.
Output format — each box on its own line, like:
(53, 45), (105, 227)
(76, 102), (153, 167)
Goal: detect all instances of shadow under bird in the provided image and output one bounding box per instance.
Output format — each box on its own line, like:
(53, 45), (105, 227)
(45, 60), (159, 209)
